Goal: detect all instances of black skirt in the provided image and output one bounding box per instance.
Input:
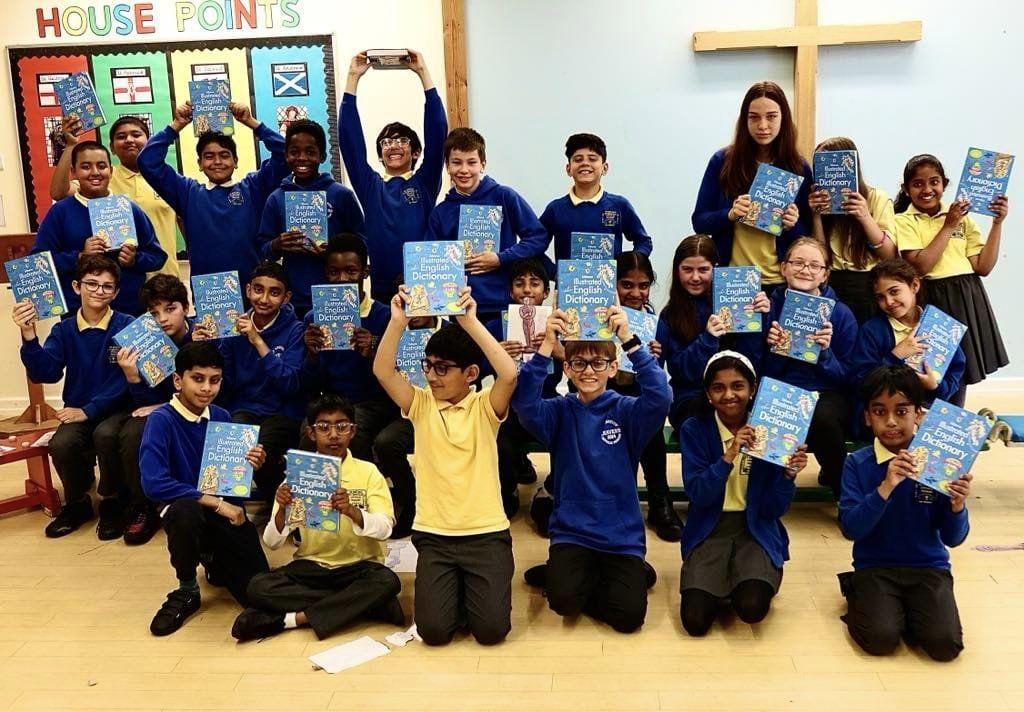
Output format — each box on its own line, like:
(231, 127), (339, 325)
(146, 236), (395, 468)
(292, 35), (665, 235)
(828, 270), (877, 325)
(926, 273), (1009, 384)
(679, 512), (782, 598)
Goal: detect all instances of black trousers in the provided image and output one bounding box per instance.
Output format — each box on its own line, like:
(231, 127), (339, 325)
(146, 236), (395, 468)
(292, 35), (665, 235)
(806, 390), (850, 493)
(496, 410), (533, 518)
(246, 558), (401, 639)
(49, 410), (133, 504)
(118, 414), (154, 505)
(840, 567), (963, 662)
(679, 581), (776, 636)
(232, 411), (301, 502)
(373, 419), (416, 535)
(547, 543), (648, 633)
(162, 498), (269, 606)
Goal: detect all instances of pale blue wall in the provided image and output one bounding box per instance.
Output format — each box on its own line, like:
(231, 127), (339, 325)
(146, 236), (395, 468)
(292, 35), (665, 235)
(465, 0), (1023, 376)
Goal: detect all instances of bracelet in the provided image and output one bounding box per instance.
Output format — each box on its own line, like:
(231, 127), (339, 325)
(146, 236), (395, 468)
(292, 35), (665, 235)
(866, 232), (890, 251)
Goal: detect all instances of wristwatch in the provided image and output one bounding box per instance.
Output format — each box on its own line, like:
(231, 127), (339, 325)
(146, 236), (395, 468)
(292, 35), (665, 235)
(620, 334), (642, 352)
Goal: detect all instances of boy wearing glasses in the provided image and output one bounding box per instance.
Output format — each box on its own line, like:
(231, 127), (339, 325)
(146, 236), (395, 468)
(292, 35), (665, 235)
(513, 307), (671, 633)
(15, 254), (135, 539)
(342, 49), (447, 301)
(373, 286), (518, 645)
(232, 393), (403, 641)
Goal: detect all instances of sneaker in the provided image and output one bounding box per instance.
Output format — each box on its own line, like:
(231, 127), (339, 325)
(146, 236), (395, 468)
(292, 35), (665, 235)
(123, 502), (161, 546)
(644, 561), (658, 590)
(646, 496), (682, 543)
(231, 607), (285, 642)
(515, 456), (538, 485)
(524, 563), (547, 589)
(44, 497), (94, 538)
(150, 588), (201, 636)
(96, 498), (126, 541)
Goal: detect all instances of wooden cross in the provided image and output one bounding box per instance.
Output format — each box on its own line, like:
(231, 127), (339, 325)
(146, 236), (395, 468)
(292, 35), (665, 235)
(693, 0), (922, 158)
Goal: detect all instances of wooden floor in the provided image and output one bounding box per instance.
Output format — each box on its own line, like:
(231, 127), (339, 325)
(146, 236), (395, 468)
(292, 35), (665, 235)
(0, 392), (1022, 711)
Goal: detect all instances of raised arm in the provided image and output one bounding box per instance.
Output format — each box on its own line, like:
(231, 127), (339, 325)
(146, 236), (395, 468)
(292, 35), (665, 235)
(456, 288), (517, 418)
(372, 291), (416, 414)
(137, 104), (194, 213)
(48, 116), (81, 201)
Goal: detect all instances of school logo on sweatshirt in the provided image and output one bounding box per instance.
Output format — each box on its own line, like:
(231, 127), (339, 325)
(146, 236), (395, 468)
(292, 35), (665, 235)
(402, 186), (421, 205)
(601, 418), (622, 445)
(228, 188), (245, 206)
(601, 210), (620, 228)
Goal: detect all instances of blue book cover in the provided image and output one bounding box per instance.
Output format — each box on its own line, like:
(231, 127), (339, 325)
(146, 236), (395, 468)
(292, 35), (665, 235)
(742, 377), (819, 467)
(311, 283), (360, 351)
(743, 162), (805, 235)
(557, 260), (617, 341)
(907, 400), (991, 496)
(88, 195), (138, 250)
(458, 204), (502, 257)
(570, 232), (615, 260)
(905, 305), (968, 384)
(955, 147), (1014, 217)
(772, 289), (835, 364)
(197, 422), (260, 497)
(188, 79), (234, 136)
(285, 191), (329, 248)
(112, 313), (178, 388)
(396, 327), (433, 388)
(285, 449), (342, 532)
(192, 271), (244, 339)
(617, 307), (658, 374)
(813, 150), (858, 214)
(54, 72), (105, 132)
(712, 266), (762, 333)
(5, 252), (67, 321)
(403, 241), (466, 317)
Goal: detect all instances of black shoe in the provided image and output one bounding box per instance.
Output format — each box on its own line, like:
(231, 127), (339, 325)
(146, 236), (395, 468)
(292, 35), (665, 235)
(204, 565), (226, 587)
(368, 596), (406, 627)
(515, 456), (538, 485)
(96, 498), (125, 541)
(530, 490), (553, 538)
(644, 562), (658, 589)
(150, 588), (201, 636)
(44, 497), (94, 538)
(123, 502), (161, 546)
(524, 563), (547, 589)
(646, 497), (682, 543)
(231, 608), (285, 642)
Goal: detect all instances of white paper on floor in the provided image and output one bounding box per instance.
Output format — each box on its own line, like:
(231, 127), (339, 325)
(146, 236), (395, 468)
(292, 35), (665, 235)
(385, 624), (421, 648)
(309, 635), (390, 673)
(385, 539), (418, 572)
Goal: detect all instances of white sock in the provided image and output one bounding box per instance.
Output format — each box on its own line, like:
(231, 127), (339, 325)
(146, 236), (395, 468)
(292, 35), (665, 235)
(283, 612), (298, 629)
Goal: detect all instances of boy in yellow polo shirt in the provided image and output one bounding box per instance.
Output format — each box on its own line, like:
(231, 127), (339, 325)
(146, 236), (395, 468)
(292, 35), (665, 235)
(373, 286), (518, 645)
(231, 394), (404, 641)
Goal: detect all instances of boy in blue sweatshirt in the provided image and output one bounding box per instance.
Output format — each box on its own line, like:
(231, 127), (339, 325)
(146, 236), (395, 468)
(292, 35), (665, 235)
(115, 274), (194, 545)
(32, 141), (167, 316)
(137, 101), (288, 282)
(540, 133), (652, 262)
(341, 49), (447, 302)
(424, 128), (549, 320)
(258, 120), (365, 316)
(839, 365), (970, 661)
(195, 262), (305, 502)
(514, 306), (671, 633)
(140, 342), (269, 636)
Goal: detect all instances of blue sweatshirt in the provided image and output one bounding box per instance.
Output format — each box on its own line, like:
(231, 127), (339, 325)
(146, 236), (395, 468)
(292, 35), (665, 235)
(140, 401), (234, 503)
(839, 444), (969, 570)
(513, 349), (671, 557)
(851, 314), (965, 406)
(127, 318), (194, 407)
(257, 173), (366, 313)
(31, 196), (167, 316)
(425, 176), (549, 313)
(138, 124), (289, 281)
(679, 414), (796, 567)
(298, 297), (390, 404)
(20, 309), (133, 420)
(692, 148), (812, 268)
(761, 285), (858, 393)
(480, 314), (562, 399)
(339, 89), (447, 298)
(216, 304), (305, 420)
(539, 191), (652, 261)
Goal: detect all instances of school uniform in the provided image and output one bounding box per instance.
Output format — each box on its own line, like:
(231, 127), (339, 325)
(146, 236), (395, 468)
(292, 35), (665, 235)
(838, 441), (968, 661)
(539, 187), (652, 261)
(339, 88), (447, 302)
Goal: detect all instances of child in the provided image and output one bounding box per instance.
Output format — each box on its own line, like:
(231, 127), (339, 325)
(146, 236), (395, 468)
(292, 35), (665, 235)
(232, 394), (404, 641)
(764, 237), (858, 494)
(678, 352), (807, 636)
(195, 262), (305, 502)
(32, 141), (167, 316)
(539, 133), (652, 261)
(894, 153), (1008, 397)
(341, 49), (447, 302)
(514, 306), (671, 633)
(692, 81), (812, 290)
(424, 128), (548, 321)
(15, 254), (133, 539)
(808, 136), (897, 323)
(838, 365), (970, 661)
(140, 342), (269, 636)
(115, 274), (195, 544)
(657, 235), (768, 432)
(851, 259), (965, 408)
(373, 286), (517, 645)
(137, 101), (288, 282)
(258, 119), (365, 316)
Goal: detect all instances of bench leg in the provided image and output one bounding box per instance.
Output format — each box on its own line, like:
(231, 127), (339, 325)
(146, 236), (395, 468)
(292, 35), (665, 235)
(24, 455), (62, 517)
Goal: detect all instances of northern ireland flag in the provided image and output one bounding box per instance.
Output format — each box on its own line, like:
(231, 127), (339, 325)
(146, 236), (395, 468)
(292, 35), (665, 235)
(112, 68), (152, 105)
(272, 63), (309, 97)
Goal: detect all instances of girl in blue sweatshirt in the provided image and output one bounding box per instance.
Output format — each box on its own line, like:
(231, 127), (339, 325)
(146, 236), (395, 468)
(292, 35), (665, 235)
(679, 352), (807, 636)
(763, 238), (858, 494)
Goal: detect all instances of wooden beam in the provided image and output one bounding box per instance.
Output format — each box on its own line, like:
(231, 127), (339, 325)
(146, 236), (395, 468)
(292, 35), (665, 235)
(693, 21), (922, 51)
(794, 0), (818, 159)
(441, 0), (469, 129)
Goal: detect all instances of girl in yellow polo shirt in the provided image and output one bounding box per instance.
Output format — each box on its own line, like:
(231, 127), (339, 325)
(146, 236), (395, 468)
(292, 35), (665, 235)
(894, 154), (1008, 396)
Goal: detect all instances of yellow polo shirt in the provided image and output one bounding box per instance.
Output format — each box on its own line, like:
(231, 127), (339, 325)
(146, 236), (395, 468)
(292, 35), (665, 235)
(568, 186), (605, 206)
(404, 385), (508, 535)
(874, 438), (897, 464)
(732, 222), (783, 285)
(895, 203), (983, 279)
(716, 413), (750, 512)
(75, 306), (112, 331)
(887, 309), (917, 345)
(828, 187), (896, 271)
(109, 165), (180, 278)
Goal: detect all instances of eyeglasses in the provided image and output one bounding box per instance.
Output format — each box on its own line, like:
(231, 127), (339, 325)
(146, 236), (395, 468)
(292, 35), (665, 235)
(567, 358), (612, 373)
(380, 137), (411, 149)
(421, 359), (460, 377)
(312, 421), (355, 434)
(785, 259), (827, 275)
(79, 280), (117, 294)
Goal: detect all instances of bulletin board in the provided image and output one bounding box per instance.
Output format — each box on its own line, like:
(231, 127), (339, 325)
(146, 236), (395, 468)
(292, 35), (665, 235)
(8, 34), (338, 232)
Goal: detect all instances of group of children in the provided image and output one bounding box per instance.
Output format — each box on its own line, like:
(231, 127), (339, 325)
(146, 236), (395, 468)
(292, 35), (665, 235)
(12, 62), (1006, 661)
